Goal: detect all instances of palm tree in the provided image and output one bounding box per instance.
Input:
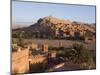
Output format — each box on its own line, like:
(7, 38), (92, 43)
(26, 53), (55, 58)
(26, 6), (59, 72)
(18, 31), (24, 47)
(73, 43), (83, 64)
(72, 43), (95, 69)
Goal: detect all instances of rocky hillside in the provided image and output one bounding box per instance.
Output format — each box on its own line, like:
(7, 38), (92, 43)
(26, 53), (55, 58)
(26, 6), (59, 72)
(12, 16), (96, 39)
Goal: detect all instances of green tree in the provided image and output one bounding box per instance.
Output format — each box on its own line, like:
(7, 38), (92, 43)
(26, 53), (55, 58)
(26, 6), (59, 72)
(72, 43), (95, 69)
(73, 43), (83, 63)
(17, 31), (25, 47)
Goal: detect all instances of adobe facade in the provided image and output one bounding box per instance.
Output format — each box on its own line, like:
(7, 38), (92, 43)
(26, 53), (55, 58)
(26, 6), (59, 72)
(12, 48), (29, 74)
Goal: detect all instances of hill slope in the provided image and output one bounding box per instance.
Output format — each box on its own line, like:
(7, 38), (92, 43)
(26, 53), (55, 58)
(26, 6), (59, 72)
(12, 16), (96, 39)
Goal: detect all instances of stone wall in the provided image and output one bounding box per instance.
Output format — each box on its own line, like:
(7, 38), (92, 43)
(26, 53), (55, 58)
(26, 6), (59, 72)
(30, 54), (46, 64)
(12, 48), (29, 74)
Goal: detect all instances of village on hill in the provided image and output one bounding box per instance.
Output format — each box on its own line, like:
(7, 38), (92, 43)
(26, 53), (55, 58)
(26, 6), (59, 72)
(12, 16), (96, 74)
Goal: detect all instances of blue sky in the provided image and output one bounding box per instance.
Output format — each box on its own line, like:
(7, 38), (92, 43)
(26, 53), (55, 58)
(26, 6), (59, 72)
(12, 1), (96, 26)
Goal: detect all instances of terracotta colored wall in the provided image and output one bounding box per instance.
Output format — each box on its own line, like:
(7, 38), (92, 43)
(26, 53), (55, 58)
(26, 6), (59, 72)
(12, 49), (29, 74)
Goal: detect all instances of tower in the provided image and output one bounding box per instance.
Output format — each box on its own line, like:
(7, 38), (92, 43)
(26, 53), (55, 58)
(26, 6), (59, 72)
(51, 51), (57, 58)
(43, 42), (48, 52)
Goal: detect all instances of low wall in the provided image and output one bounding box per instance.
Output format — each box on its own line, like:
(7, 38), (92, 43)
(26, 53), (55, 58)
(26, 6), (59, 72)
(12, 49), (29, 74)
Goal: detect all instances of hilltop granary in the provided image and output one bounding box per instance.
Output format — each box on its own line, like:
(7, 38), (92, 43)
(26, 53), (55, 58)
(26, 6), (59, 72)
(43, 16), (71, 25)
(12, 16), (95, 40)
(41, 16), (93, 38)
